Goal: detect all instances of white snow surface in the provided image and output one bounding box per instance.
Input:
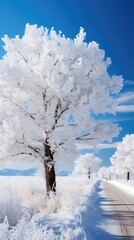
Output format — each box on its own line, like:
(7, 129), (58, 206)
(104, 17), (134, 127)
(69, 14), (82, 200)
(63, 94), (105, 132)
(1, 176), (133, 239)
(0, 175), (96, 239)
(109, 180), (134, 197)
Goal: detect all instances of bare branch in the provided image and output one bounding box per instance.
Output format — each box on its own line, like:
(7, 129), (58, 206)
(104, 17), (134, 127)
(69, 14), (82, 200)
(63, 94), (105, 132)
(76, 137), (95, 141)
(87, 69), (93, 77)
(76, 132), (96, 141)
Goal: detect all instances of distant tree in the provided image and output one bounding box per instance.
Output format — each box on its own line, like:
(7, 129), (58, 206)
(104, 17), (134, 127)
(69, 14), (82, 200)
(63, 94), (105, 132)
(98, 166), (110, 180)
(110, 134), (134, 180)
(72, 153), (102, 178)
(98, 167), (107, 180)
(0, 24), (123, 194)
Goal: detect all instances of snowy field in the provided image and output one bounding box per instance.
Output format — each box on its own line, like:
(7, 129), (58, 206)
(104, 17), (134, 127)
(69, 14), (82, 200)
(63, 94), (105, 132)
(1, 175), (134, 239)
(0, 175), (96, 239)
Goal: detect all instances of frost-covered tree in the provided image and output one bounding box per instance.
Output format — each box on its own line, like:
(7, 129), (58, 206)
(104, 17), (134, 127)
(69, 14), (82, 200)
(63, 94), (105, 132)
(98, 167), (107, 179)
(110, 134), (134, 180)
(72, 153), (102, 178)
(0, 24), (123, 194)
(98, 166), (116, 180)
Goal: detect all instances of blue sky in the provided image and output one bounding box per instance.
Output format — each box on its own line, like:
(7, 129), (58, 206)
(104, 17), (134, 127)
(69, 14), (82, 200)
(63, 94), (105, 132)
(0, 0), (134, 169)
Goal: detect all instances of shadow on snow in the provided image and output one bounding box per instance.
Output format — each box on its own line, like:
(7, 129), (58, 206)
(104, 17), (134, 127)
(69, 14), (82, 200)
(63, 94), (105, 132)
(80, 181), (133, 240)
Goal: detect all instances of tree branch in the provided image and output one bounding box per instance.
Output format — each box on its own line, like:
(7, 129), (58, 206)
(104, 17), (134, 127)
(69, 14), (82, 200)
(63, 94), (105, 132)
(15, 140), (43, 158)
(52, 98), (69, 130)
(27, 144), (41, 154)
(18, 51), (28, 63)
(1, 152), (38, 161)
(56, 123), (78, 128)
(15, 104), (35, 120)
(57, 107), (69, 121)
(76, 132), (96, 141)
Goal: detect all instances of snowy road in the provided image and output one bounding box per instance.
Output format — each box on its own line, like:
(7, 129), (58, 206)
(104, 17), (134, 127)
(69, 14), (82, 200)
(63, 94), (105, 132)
(100, 181), (134, 239)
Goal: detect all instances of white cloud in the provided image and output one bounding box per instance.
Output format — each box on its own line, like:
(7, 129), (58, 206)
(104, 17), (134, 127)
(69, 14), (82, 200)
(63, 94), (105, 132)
(124, 80), (134, 85)
(97, 143), (119, 149)
(116, 91), (134, 112)
(117, 91), (134, 104)
(116, 105), (134, 112)
(76, 142), (119, 150)
(109, 116), (134, 123)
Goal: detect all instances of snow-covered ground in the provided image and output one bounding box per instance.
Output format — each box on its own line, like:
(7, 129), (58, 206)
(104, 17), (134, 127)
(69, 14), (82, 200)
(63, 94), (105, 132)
(109, 179), (134, 197)
(1, 176), (134, 240)
(0, 175), (97, 239)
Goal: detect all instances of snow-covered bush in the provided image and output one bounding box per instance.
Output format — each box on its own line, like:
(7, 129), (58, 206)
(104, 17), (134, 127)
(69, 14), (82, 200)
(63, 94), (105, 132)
(0, 190), (23, 226)
(0, 217), (86, 240)
(0, 175), (95, 239)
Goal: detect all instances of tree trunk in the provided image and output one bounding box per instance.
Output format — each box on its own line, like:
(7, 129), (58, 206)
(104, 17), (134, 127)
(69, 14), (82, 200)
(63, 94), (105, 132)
(109, 175), (111, 181)
(44, 142), (56, 195)
(127, 171), (130, 181)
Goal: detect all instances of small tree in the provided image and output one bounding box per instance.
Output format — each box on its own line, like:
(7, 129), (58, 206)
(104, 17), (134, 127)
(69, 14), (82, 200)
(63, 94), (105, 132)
(72, 153), (102, 178)
(0, 24), (123, 194)
(110, 134), (134, 181)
